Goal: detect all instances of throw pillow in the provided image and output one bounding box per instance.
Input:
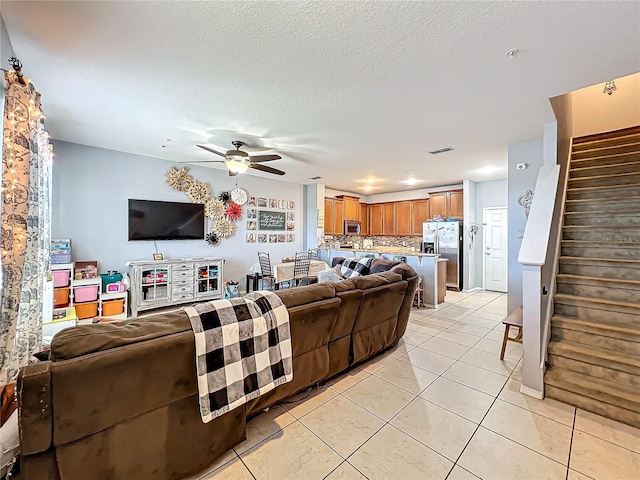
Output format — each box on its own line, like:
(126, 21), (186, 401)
(339, 257), (373, 279)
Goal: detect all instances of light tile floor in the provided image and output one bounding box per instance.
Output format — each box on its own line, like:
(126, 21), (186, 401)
(190, 290), (640, 480)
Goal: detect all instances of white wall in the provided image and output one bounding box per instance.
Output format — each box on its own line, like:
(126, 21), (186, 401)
(0, 15), (15, 63)
(474, 178), (508, 290)
(507, 139), (544, 314)
(51, 141), (304, 285)
(362, 184), (463, 203)
(571, 72), (640, 138)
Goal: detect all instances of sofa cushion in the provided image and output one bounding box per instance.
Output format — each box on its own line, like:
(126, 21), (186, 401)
(333, 278), (357, 292)
(369, 258), (400, 274)
(374, 271), (403, 284)
(50, 310), (191, 361)
(275, 283), (335, 308)
(389, 263), (417, 279)
(352, 274), (390, 290)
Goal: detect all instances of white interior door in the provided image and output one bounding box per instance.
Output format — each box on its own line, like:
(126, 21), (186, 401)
(483, 207), (508, 292)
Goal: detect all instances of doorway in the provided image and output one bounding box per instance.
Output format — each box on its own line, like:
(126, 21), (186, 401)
(483, 207), (508, 292)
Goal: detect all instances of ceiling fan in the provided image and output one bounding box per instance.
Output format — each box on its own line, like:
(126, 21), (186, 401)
(191, 141), (285, 176)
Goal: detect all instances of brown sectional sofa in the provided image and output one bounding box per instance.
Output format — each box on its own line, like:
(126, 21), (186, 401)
(17, 264), (418, 480)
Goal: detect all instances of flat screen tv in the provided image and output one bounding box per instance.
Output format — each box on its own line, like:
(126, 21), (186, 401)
(128, 199), (205, 241)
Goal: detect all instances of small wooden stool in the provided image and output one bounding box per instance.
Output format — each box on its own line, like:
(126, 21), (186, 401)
(500, 306), (523, 360)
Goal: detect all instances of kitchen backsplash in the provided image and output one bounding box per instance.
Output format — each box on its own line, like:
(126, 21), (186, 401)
(322, 235), (422, 249)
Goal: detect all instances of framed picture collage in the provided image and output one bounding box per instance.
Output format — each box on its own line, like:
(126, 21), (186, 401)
(246, 196), (296, 243)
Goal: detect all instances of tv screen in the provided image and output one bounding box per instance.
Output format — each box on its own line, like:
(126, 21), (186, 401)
(128, 199), (205, 241)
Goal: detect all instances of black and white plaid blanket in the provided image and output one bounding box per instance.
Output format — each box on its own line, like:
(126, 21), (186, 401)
(339, 257), (373, 278)
(184, 291), (293, 423)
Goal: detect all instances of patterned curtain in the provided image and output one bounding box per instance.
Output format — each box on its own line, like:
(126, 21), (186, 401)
(0, 69), (52, 386)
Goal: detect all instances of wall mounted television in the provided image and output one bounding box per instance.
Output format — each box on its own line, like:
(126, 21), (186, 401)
(128, 199), (205, 241)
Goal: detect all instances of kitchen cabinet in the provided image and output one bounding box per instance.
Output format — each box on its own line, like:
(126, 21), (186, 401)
(429, 190), (463, 220)
(382, 203), (396, 236)
(411, 199), (429, 235)
(324, 198), (335, 234)
(334, 199), (344, 234)
(370, 204), (383, 235)
(395, 201), (412, 236)
(360, 203), (369, 235)
(341, 195), (360, 221)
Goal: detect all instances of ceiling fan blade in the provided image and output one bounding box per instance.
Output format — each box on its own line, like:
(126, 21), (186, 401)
(196, 144), (226, 157)
(250, 164), (285, 176)
(249, 154), (282, 163)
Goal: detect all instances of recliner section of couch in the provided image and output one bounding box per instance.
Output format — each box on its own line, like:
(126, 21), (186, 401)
(17, 266), (418, 480)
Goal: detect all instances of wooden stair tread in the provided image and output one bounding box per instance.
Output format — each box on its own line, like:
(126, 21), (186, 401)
(554, 293), (640, 311)
(570, 159), (640, 173)
(548, 341), (640, 368)
(573, 126), (640, 144)
(556, 274), (640, 288)
(559, 256), (640, 265)
(567, 182), (640, 193)
(569, 171), (640, 182)
(563, 225), (640, 230)
(565, 196), (640, 204)
(564, 210), (640, 217)
(551, 315), (640, 340)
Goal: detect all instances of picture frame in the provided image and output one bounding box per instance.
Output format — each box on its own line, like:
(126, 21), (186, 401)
(269, 234), (278, 243)
(246, 233), (256, 243)
(277, 234), (286, 242)
(247, 221), (257, 230)
(286, 221), (295, 231)
(247, 208), (257, 219)
(258, 233), (267, 243)
(258, 197), (267, 207)
(287, 211), (295, 221)
(153, 253), (164, 261)
(287, 234), (294, 242)
(269, 198), (278, 208)
(248, 196), (257, 207)
(278, 200), (286, 209)
(287, 200), (294, 209)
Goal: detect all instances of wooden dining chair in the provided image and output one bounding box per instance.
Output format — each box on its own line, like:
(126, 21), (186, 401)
(500, 306), (523, 360)
(292, 251), (311, 287)
(257, 252), (278, 291)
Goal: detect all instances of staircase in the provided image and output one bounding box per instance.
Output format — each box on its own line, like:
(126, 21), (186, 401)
(544, 125), (640, 428)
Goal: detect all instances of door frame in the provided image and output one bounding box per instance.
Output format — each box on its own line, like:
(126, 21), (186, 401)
(482, 206), (508, 292)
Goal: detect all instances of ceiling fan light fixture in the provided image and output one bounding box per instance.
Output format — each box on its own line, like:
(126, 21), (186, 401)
(225, 156), (249, 174)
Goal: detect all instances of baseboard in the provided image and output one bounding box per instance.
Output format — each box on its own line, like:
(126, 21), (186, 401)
(520, 384), (544, 400)
(462, 287), (483, 293)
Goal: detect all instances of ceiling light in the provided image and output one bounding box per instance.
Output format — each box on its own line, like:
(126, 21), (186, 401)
(309, 176), (322, 180)
(225, 155), (249, 174)
(603, 80), (617, 95)
(477, 165), (501, 175)
(429, 147), (453, 155)
(366, 177), (376, 184)
(505, 48), (519, 59)
(403, 178), (420, 186)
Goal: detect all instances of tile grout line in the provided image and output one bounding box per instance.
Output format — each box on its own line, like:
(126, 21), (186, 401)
(566, 409), (577, 480)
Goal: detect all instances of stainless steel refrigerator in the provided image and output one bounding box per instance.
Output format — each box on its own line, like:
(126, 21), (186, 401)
(423, 221), (463, 290)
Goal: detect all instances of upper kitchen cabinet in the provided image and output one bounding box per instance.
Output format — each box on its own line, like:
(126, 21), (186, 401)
(395, 201), (412, 236)
(324, 198), (335, 234)
(339, 195), (360, 221)
(382, 203), (396, 235)
(369, 204), (383, 235)
(410, 199), (429, 235)
(334, 199), (344, 234)
(429, 190), (463, 220)
(360, 203), (369, 235)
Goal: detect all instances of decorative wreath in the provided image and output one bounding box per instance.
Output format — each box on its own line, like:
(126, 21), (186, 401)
(165, 166), (193, 192)
(225, 201), (243, 221)
(165, 166), (244, 246)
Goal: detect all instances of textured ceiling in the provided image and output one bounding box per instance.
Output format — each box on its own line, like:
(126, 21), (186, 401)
(2, 1), (639, 194)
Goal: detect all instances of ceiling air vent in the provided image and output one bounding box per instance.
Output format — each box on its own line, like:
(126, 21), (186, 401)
(309, 176), (322, 180)
(429, 147), (453, 154)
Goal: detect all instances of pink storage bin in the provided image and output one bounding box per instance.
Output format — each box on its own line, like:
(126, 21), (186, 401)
(74, 285), (99, 303)
(52, 270), (70, 288)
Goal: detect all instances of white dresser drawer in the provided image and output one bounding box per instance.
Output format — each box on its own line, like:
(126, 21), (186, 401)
(172, 269), (194, 280)
(172, 277), (194, 286)
(172, 292), (194, 302)
(172, 263), (194, 271)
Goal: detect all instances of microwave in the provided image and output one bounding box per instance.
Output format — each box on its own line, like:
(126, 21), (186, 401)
(344, 220), (361, 235)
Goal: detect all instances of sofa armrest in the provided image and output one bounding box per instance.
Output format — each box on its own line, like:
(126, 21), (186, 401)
(17, 361), (53, 455)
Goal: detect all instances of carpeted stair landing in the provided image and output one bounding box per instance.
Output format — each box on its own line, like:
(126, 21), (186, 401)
(545, 125), (640, 428)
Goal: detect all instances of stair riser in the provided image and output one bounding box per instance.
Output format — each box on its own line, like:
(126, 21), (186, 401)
(548, 353), (640, 389)
(563, 229), (640, 242)
(554, 303), (639, 326)
(561, 245), (640, 260)
(559, 263), (640, 281)
(567, 185), (640, 200)
(550, 326), (640, 357)
(572, 134), (640, 152)
(556, 280), (640, 303)
(570, 161), (640, 178)
(568, 174), (640, 188)
(545, 384), (640, 429)
(565, 199), (640, 213)
(572, 144), (640, 160)
(563, 215), (640, 227)
(570, 152), (640, 169)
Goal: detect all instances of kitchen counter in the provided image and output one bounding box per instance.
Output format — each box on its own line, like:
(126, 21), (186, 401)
(319, 246), (438, 258)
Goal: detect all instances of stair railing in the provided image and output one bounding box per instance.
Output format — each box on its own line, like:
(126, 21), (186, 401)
(518, 137), (572, 399)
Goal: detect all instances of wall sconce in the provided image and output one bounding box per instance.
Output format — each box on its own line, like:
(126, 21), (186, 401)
(603, 80), (617, 95)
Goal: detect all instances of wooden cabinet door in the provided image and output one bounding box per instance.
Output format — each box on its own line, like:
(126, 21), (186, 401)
(411, 199), (429, 235)
(334, 199), (344, 234)
(395, 201), (412, 236)
(369, 204), (383, 235)
(449, 190), (464, 219)
(429, 193), (447, 219)
(360, 203), (369, 235)
(382, 203), (396, 235)
(324, 198), (334, 234)
(344, 196), (359, 220)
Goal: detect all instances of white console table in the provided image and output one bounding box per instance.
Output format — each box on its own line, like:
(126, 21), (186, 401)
(127, 257), (224, 318)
